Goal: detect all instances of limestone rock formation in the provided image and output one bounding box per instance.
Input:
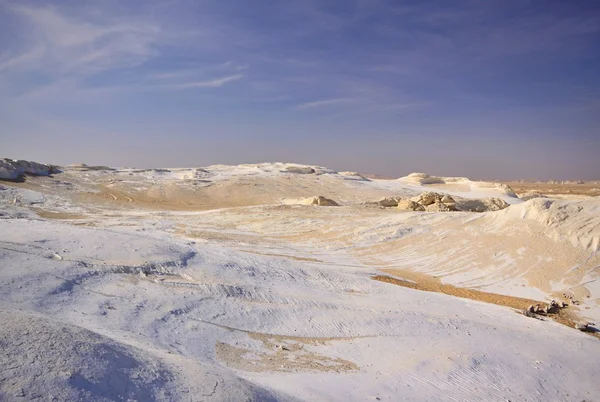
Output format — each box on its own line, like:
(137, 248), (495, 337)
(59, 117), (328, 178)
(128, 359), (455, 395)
(519, 192), (546, 201)
(456, 197), (508, 212)
(425, 202), (451, 212)
(391, 191), (507, 213)
(413, 191), (439, 206)
(397, 199), (425, 211)
(0, 158), (59, 181)
(282, 166), (316, 174)
(377, 197), (400, 207)
(301, 196), (339, 206)
(441, 195), (455, 204)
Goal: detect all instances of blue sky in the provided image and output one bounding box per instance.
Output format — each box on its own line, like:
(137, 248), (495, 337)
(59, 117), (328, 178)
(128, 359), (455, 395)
(1, 0), (599, 179)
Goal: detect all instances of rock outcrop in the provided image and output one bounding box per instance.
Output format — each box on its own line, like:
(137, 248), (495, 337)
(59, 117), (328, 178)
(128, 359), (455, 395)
(339, 171), (369, 181)
(425, 202), (452, 212)
(376, 197), (401, 207)
(391, 191), (508, 213)
(456, 197), (508, 212)
(397, 192), (457, 212)
(0, 158), (59, 181)
(413, 191), (439, 206)
(281, 166), (316, 174)
(519, 192), (546, 201)
(396, 199), (425, 211)
(301, 196), (339, 206)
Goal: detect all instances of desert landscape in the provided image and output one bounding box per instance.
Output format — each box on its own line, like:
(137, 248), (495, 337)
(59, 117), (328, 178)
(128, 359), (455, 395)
(3, 0), (599, 399)
(1, 158), (599, 401)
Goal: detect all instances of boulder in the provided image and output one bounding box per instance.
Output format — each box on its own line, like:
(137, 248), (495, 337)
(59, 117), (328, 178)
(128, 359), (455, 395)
(440, 195), (458, 211)
(301, 196), (338, 206)
(397, 199), (425, 211)
(441, 195), (455, 204)
(574, 322), (594, 332)
(415, 191), (440, 206)
(523, 306), (537, 318)
(445, 203), (459, 211)
(456, 197), (509, 212)
(425, 202), (451, 212)
(376, 197), (400, 207)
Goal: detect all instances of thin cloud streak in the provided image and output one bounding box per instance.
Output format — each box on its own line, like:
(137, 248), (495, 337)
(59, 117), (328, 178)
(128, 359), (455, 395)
(375, 102), (430, 111)
(173, 74), (244, 89)
(296, 98), (359, 110)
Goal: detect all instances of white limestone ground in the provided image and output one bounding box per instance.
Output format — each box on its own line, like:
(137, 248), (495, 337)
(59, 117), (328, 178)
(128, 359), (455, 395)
(1, 161), (599, 401)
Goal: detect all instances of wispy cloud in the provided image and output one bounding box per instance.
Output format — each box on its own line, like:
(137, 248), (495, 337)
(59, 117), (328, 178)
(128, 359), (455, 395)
(366, 65), (414, 74)
(173, 74), (244, 89)
(0, 45), (45, 72)
(296, 97), (359, 110)
(375, 102), (429, 111)
(147, 61), (248, 81)
(1, 4), (158, 76)
(251, 95), (290, 102)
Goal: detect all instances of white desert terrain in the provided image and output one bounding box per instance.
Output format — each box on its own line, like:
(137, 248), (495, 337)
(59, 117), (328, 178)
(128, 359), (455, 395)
(1, 158), (599, 401)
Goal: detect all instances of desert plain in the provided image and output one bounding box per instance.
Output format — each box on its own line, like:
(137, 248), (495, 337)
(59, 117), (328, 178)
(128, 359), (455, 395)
(1, 158), (599, 401)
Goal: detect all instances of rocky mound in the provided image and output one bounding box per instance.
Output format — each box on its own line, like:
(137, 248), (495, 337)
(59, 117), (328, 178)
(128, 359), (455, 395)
(391, 191), (509, 213)
(396, 192), (458, 211)
(396, 199), (425, 211)
(376, 197), (402, 207)
(300, 195), (339, 206)
(456, 197), (509, 212)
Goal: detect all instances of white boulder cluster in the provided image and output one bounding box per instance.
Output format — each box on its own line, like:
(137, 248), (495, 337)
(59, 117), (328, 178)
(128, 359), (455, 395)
(377, 191), (509, 213)
(0, 158), (59, 181)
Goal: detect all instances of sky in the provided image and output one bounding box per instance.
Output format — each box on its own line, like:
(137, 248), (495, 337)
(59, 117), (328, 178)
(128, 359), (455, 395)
(1, 0), (599, 180)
